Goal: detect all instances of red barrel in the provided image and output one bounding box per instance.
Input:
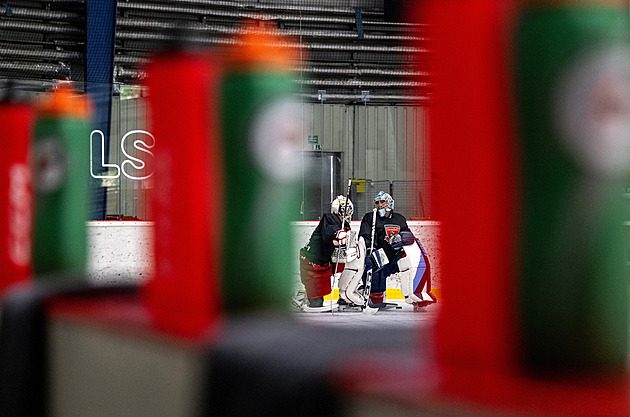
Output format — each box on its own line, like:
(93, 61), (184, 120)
(0, 99), (34, 296)
(143, 49), (224, 338)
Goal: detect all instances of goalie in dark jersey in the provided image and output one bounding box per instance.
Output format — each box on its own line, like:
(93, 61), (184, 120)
(296, 195), (365, 312)
(345, 191), (436, 311)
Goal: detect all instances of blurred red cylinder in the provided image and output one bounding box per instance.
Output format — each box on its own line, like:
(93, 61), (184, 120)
(423, 0), (519, 376)
(0, 100), (33, 296)
(144, 50), (223, 338)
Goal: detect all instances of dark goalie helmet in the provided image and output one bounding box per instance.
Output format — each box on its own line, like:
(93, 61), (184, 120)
(331, 195), (354, 221)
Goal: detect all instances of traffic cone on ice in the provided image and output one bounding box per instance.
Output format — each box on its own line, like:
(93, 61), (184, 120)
(0, 87), (34, 295)
(219, 23), (303, 312)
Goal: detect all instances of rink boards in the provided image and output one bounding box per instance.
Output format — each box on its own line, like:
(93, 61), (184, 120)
(85, 220), (442, 299)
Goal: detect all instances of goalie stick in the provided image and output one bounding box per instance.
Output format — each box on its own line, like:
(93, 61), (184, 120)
(362, 207), (379, 315)
(331, 178), (353, 313)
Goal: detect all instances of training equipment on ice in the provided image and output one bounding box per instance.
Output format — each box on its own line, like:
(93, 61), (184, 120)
(398, 239), (436, 306)
(373, 191), (394, 218)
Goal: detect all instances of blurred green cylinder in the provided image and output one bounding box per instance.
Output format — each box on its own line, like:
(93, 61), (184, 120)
(220, 28), (303, 312)
(516, 2), (630, 373)
(32, 85), (91, 276)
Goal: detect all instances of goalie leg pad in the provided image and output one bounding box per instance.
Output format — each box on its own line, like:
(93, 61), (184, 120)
(400, 242), (437, 305)
(398, 253), (412, 299)
(338, 237), (366, 305)
(299, 256), (332, 299)
(339, 266), (365, 305)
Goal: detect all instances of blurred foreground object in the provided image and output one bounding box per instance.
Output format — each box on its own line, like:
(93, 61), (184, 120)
(144, 46), (223, 338)
(32, 84), (91, 277)
(419, 0), (630, 415)
(516, 0), (630, 374)
(0, 86), (33, 295)
(220, 24), (304, 312)
(429, 0), (519, 376)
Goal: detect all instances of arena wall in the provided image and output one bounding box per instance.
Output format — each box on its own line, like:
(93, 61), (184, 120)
(86, 220), (442, 299)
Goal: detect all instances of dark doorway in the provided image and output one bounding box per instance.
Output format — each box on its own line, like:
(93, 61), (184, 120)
(299, 151), (343, 220)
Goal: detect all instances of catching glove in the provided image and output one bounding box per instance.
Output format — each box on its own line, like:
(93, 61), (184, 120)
(389, 233), (404, 250)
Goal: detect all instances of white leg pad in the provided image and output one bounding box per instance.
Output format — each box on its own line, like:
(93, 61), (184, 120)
(338, 237), (366, 305)
(339, 266), (365, 305)
(398, 254), (413, 300)
(399, 244), (426, 304)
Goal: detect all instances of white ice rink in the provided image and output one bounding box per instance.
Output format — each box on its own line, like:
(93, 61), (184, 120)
(294, 300), (440, 329)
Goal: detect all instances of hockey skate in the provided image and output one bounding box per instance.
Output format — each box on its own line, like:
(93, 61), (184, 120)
(291, 289), (308, 311)
(412, 300), (432, 312)
(293, 293), (338, 313)
(403, 295), (434, 312)
(336, 298), (363, 312)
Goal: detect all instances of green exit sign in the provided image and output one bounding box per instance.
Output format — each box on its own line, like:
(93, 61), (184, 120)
(308, 135), (318, 144)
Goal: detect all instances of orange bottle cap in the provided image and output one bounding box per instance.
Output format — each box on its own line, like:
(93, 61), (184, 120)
(38, 83), (91, 118)
(225, 21), (301, 72)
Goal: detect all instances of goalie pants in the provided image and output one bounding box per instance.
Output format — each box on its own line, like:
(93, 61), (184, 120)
(363, 250), (406, 295)
(299, 256), (344, 299)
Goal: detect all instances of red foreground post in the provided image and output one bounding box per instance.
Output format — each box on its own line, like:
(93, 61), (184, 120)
(144, 48), (224, 338)
(427, 0), (520, 378)
(0, 96), (34, 296)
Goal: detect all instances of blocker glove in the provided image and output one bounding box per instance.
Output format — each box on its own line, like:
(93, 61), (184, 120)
(333, 229), (347, 246)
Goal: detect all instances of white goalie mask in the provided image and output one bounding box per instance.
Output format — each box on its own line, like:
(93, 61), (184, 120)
(374, 191), (394, 217)
(331, 195), (354, 221)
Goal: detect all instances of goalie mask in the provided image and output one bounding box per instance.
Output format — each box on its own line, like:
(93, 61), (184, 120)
(331, 195), (354, 221)
(374, 191), (394, 217)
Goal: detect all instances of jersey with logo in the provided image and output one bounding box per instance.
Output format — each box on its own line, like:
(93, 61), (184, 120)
(359, 211), (412, 262)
